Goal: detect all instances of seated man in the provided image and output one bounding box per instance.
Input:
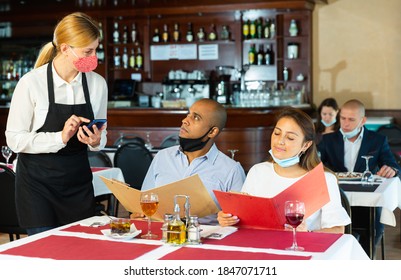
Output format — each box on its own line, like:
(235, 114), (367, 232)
(318, 99), (400, 256)
(140, 98), (246, 224)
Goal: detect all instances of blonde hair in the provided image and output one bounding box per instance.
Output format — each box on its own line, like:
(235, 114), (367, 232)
(34, 12), (100, 68)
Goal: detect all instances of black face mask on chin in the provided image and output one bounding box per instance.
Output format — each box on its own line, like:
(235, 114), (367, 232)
(179, 127), (214, 152)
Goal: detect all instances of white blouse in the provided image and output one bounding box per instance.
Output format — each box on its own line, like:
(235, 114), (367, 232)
(6, 62), (108, 154)
(242, 161), (351, 231)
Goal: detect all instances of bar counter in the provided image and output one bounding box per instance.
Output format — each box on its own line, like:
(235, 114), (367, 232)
(0, 104), (313, 172)
(105, 105), (314, 172)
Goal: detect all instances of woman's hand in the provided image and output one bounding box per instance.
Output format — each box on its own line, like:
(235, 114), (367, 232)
(217, 211), (240, 227)
(61, 115), (90, 144)
(77, 119), (105, 147)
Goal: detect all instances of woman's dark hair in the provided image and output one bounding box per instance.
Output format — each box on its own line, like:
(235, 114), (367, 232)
(315, 98), (340, 134)
(268, 107), (321, 171)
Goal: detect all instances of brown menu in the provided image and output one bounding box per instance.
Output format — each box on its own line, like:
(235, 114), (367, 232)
(100, 174), (219, 221)
(213, 162), (330, 230)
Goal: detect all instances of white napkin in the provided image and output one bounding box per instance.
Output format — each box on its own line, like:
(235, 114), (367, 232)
(78, 216), (114, 227)
(200, 225), (238, 240)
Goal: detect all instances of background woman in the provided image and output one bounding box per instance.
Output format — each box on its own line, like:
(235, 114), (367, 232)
(5, 12), (108, 235)
(315, 98), (340, 143)
(218, 108), (350, 233)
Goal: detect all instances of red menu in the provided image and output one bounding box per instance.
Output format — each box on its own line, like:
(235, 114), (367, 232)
(213, 162), (330, 230)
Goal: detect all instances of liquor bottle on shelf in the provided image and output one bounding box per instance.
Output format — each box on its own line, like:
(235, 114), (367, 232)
(113, 22), (120, 43)
(257, 44), (264, 65)
(113, 47), (121, 68)
(265, 44), (273, 65)
(131, 23), (137, 43)
(208, 24), (217, 41)
(270, 19), (276, 39)
(256, 18), (263, 39)
(248, 43), (256, 65)
(220, 25), (230, 41)
(186, 22), (194, 42)
(173, 23), (180, 42)
(162, 24), (169, 43)
(242, 19), (250, 40)
(122, 25), (128, 44)
(129, 48), (135, 69)
(97, 43), (105, 63)
(98, 22), (104, 41)
(249, 20), (256, 39)
(263, 19), (270, 39)
(122, 47), (128, 69)
(289, 19), (298, 36)
(136, 47), (143, 70)
(197, 27), (206, 42)
(283, 67), (289, 81)
(152, 27), (160, 43)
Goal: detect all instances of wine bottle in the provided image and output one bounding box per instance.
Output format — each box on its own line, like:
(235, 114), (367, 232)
(249, 20), (256, 39)
(97, 43), (104, 63)
(129, 48), (135, 69)
(208, 24), (217, 41)
(152, 28), (160, 43)
(113, 22), (120, 43)
(263, 18), (270, 39)
(257, 44), (264, 65)
(173, 23), (180, 42)
(113, 47), (121, 68)
(248, 44), (256, 65)
(131, 23), (137, 43)
(122, 47), (128, 69)
(197, 27), (206, 42)
(136, 47), (143, 70)
(265, 44), (272, 65)
(122, 25), (128, 44)
(256, 18), (263, 39)
(220, 25), (230, 40)
(186, 22), (194, 42)
(162, 24), (169, 43)
(242, 19), (249, 40)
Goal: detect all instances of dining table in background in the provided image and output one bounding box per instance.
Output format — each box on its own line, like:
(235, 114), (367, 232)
(339, 176), (401, 259)
(0, 216), (369, 260)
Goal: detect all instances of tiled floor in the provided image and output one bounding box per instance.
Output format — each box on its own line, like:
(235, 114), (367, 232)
(1, 208), (400, 260)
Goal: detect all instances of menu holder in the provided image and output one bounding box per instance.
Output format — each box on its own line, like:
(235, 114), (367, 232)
(213, 162), (330, 230)
(100, 174), (219, 221)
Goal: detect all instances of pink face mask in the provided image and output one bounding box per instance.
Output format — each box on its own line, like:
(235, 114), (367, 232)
(70, 47), (98, 72)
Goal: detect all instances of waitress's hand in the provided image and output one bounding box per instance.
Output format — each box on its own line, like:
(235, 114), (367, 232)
(217, 211), (240, 227)
(77, 119), (105, 147)
(61, 115), (90, 144)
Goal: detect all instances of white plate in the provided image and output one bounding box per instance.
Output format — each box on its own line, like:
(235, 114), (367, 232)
(101, 229), (142, 240)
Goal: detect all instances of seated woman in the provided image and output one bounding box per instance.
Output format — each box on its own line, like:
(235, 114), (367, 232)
(315, 98), (340, 143)
(218, 107), (350, 234)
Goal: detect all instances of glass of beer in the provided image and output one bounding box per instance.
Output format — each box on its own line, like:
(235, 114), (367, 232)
(140, 193), (159, 239)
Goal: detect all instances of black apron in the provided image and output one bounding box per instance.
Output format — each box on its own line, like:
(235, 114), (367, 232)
(15, 62), (96, 228)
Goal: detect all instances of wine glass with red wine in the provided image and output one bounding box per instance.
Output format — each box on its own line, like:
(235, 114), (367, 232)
(284, 200), (305, 251)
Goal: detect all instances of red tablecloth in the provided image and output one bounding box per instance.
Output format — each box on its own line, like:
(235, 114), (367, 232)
(202, 228), (342, 253)
(0, 235), (160, 260)
(160, 247), (311, 260)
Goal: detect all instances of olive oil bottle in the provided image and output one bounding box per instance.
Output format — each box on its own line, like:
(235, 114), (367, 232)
(167, 204), (186, 245)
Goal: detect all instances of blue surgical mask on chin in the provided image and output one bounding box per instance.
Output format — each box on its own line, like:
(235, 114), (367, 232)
(321, 119), (336, 127)
(340, 120), (362, 139)
(269, 149), (301, 168)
